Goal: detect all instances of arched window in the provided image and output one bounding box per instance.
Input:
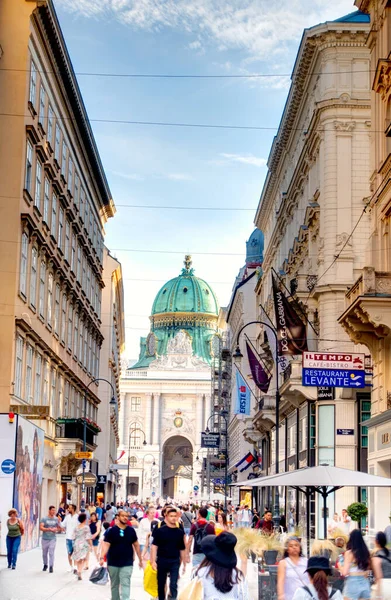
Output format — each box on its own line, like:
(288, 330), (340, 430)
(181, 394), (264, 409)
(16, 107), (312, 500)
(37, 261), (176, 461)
(129, 422), (143, 448)
(129, 456), (137, 468)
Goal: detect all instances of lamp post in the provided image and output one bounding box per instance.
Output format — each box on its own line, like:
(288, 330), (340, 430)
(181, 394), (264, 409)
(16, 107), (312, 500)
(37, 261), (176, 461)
(82, 378), (117, 510)
(127, 427), (147, 499)
(205, 412), (229, 511)
(232, 320), (281, 529)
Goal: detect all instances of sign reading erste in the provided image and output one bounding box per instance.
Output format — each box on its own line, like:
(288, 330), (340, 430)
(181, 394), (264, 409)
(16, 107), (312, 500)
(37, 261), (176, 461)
(302, 352), (366, 389)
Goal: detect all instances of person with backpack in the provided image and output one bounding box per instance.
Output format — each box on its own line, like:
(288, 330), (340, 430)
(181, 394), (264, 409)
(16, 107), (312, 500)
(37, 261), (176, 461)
(181, 505), (194, 537)
(187, 507), (215, 568)
(292, 556), (343, 600)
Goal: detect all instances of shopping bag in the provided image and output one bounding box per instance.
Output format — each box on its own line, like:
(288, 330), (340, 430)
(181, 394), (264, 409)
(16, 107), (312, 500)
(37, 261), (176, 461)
(144, 560), (158, 597)
(89, 565), (109, 585)
(178, 577), (203, 600)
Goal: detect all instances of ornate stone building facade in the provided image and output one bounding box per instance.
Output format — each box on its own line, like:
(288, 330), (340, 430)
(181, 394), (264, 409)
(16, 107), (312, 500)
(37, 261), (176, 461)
(249, 11), (372, 537)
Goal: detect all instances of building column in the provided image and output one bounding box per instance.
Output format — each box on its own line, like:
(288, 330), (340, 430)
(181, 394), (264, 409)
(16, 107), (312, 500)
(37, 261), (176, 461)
(195, 394), (204, 450)
(153, 394), (162, 445)
(145, 393), (152, 445)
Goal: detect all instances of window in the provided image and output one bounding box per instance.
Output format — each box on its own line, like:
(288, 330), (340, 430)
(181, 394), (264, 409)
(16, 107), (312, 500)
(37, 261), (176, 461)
(14, 335), (24, 398)
(131, 397), (141, 412)
(80, 187), (85, 220)
(91, 337), (96, 377)
(77, 245), (81, 282)
(47, 272), (53, 327)
(64, 220), (70, 263)
(84, 326), (88, 367)
(51, 192), (57, 238)
(58, 206), (64, 250)
(95, 344), (100, 378)
(79, 319), (83, 362)
(29, 62), (37, 106)
(61, 293), (67, 344)
(71, 233), (76, 272)
(39, 259), (46, 318)
(68, 158), (73, 193)
(61, 141), (67, 178)
(43, 177), (50, 223)
(67, 304), (73, 350)
(54, 283), (60, 335)
(82, 254), (87, 291)
(64, 381), (70, 417)
(47, 105), (54, 143)
(70, 385), (75, 417)
(93, 221), (97, 252)
(34, 160), (42, 211)
(88, 332), (92, 374)
(25, 344), (33, 402)
(129, 456), (137, 467)
(74, 312), (79, 357)
(50, 368), (56, 413)
(43, 360), (49, 405)
(86, 265), (91, 300)
(54, 124), (61, 162)
(318, 405), (335, 467)
(34, 353), (42, 405)
(361, 400), (371, 449)
(20, 232), (28, 297)
(25, 140), (33, 192)
(74, 174), (80, 208)
(57, 374), (63, 420)
(129, 424), (142, 448)
(85, 201), (89, 232)
(30, 247), (38, 308)
(38, 85), (46, 125)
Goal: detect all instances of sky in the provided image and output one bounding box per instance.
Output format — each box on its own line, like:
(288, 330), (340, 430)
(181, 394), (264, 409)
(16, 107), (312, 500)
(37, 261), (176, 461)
(54, 0), (356, 359)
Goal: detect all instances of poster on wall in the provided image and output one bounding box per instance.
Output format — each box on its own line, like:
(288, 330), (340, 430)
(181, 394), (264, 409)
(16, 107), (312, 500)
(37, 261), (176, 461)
(13, 415), (44, 552)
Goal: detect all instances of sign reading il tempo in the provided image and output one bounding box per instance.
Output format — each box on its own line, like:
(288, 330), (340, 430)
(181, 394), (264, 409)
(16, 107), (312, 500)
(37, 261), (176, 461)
(302, 352), (366, 389)
(201, 432), (220, 449)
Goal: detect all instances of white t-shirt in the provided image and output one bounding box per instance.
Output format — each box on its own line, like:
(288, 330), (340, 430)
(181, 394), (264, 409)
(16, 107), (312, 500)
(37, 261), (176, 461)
(292, 584), (343, 600)
(240, 509), (251, 523)
(197, 567), (249, 600)
(341, 515), (351, 534)
(60, 513), (79, 540)
(137, 517), (154, 545)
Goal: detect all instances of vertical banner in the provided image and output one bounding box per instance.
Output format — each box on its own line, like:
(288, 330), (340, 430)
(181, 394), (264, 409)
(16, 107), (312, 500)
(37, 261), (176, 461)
(246, 342), (271, 393)
(272, 274), (308, 356)
(235, 370), (251, 415)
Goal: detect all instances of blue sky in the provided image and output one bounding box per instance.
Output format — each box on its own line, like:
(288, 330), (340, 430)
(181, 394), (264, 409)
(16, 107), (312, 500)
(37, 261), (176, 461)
(54, 0), (356, 358)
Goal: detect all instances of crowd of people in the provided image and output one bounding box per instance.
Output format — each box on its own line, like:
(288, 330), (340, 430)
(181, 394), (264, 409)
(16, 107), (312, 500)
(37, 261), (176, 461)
(5, 499), (391, 599)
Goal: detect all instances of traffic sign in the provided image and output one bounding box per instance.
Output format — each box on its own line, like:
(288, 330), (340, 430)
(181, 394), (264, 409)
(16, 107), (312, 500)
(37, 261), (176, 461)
(193, 485), (199, 491)
(76, 472), (97, 486)
(75, 452), (93, 460)
(303, 352), (365, 370)
(1, 459), (16, 474)
(151, 491), (156, 497)
(302, 368), (365, 388)
(97, 475), (107, 484)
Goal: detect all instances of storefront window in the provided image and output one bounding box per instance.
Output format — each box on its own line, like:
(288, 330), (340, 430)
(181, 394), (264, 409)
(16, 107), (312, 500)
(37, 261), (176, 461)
(361, 400), (371, 448)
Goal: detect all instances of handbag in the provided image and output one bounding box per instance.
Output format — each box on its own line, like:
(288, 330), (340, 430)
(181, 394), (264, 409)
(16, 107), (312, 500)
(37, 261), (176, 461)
(178, 577), (203, 600)
(144, 560), (158, 598)
(89, 565), (109, 585)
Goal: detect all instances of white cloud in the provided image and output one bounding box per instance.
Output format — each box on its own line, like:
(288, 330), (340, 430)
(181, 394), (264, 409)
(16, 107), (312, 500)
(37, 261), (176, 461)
(55, 0), (356, 62)
(111, 170), (144, 181)
(213, 153), (267, 168)
(166, 173), (194, 181)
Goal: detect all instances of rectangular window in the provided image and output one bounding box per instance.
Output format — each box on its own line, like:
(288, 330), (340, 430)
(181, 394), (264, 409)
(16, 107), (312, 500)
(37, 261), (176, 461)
(34, 353), (42, 405)
(57, 374), (63, 420)
(84, 326), (88, 367)
(20, 232), (28, 297)
(77, 245), (81, 282)
(93, 221), (97, 252)
(80, 187), (85, 221)
(67, 304), (73, 350)
(25, 140), (33, 192)
(47, 272), (53, 327)
(30, 247), (38, 308)
(58, 206), (64, 250)
(318, 405), (335, 466)
(29, 61), (37, 106)
(85, 201), (89, 232)
(91, 338), (96, 377)
(34, 160), (42, 211)
(50, 368), (56, 413)
(43, 360), (49, 405)
(54, 124), (61, 162)
(79, 320), (83, 362)
(131, 397), (141, 412)
(61, 141), (67, 178)
(54, 283), (60, 336)
(43, 177), (50, 223)
(61, 293), (67, 344)
(25, 344), (33, 402)
(38, 85), (46, 125)
(74, 174), (80, 209)
(70, 386), (75, 417)
(39, 260), (46, 318)
(82, 254), (87, 291)
(88, 331), (92, 374)
(68, 158), (73, 194)
(74, 312), (79, 357)
(361, 400), (371, 449)
(64, 381), (69, 417)
(64, 219), (70, 263)
(95, 344), (100, 378)
(14, 335), (24, 398)
(47, 105), (54, 144)
(86, 265), (91, 300)
(51, 192), (57, 238)
(90, 276), (95, 307)
(71, 233), (76, 272)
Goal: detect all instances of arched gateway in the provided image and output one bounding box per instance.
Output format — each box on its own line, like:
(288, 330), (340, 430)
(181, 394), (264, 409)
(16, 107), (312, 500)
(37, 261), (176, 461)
(162, 436), (193, 499)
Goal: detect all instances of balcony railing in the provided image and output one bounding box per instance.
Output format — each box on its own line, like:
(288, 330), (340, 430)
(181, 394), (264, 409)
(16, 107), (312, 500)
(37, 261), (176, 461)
(346, 267), (391, 308)
(56, 418), (99, 446)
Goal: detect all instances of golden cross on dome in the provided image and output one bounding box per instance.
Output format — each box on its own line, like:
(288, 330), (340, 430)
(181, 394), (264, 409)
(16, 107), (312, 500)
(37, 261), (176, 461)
(184, 255), (192, 272)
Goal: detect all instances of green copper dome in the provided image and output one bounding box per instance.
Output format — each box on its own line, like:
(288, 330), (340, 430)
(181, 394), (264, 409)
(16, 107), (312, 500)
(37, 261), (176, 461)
(152, 256), (219, 316)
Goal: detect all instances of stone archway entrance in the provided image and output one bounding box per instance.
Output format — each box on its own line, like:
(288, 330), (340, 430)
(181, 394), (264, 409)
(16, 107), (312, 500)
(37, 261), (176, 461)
(162, 436), (193, 500)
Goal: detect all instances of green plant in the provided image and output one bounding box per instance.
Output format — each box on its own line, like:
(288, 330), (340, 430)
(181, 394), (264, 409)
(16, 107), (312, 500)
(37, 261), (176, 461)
(347, 502), (368, 522)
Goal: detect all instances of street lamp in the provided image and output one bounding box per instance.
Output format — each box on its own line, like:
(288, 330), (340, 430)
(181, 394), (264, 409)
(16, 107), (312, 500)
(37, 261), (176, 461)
(233, 320), (281, 529)
(205, 412), (229, 511)
(127, 426), (147, 499)
(82, 378), (117, 509)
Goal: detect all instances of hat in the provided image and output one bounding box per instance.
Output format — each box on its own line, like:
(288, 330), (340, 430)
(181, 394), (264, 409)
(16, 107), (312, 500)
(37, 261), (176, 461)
(305, 556), (331, 575)
(201, 532), (237, 569)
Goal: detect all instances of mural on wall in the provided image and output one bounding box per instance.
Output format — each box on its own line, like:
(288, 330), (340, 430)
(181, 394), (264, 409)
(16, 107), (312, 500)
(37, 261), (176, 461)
(13, 417), (44, 551)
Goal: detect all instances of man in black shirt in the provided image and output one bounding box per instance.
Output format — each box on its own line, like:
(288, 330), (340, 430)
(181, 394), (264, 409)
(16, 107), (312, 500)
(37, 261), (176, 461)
(150, 507), (186, 600)
(100, 509), (142, 600)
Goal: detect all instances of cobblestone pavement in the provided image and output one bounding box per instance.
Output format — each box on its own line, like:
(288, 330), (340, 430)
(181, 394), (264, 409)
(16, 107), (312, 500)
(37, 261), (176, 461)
(0, 536), (258, 600)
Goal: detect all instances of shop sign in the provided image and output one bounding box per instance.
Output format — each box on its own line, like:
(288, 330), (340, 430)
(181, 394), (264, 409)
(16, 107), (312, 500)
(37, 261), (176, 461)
(302, 352), (365, 370)
(97, 475), (107, 484)
(61, 475), (73, 482)
(76, 472), (97, 486)
(337, 429), (354, 436)
(201, 432), (220, 448)
(302, 368), (365, 388)
(318, 387), (335, 400)
(10, 404), (49, 418)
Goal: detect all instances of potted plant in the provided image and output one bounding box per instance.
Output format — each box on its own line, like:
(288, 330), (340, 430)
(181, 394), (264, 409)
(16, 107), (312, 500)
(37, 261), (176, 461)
(260, 533), (283, 565)
(347, 502), (368, 530)
(311, 538), (338, 561)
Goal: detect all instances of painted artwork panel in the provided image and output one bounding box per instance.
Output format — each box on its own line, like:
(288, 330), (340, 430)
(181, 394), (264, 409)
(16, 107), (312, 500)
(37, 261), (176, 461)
(0, 414), (17, 555)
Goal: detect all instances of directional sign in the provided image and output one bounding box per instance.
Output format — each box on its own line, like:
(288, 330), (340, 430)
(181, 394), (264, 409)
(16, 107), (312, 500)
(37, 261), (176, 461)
(76, 472), (97, 486)
(193, 485), (199, 491)
(1, 459), (16, 474)
(303, 352), (365, 370)
(151, 491), (156, 497)
(75, 452), (93, 460)
(201, 432), (220, 448)
(97, 475), (107, 485)
(302, 368), (365, 388)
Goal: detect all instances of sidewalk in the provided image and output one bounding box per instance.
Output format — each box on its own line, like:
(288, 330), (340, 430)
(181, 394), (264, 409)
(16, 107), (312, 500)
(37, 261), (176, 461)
(0, 538), (258, 600)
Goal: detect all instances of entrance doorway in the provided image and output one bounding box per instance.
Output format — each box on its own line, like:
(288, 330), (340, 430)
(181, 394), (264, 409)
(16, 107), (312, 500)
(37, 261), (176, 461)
(162, 436), (193, 499)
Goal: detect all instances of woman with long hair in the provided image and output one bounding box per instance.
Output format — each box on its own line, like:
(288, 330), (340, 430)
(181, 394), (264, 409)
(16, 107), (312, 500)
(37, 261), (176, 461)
(86, 511), (101, 565)
(341, 529), (371, 600)
(292, 556), (343, 599)
(215, 512), (229, 536)
(6, 508), (24, 569)
(72, 513), (92, 580)
(372, 531), (391, 598)
(195, 532), (249, 598)
(277, 537), (309, 600)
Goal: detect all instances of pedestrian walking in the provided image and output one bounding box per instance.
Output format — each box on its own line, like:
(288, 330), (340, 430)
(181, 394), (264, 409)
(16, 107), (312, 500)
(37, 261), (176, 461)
(238, 505), (252, 528)
(56, 502), (67, 521)
(150, 506), (187, 600)
(371, 531), (391, 598)
(100, 509), (142, 600)
(277, 537), (309, 600)
(340, 529), (372, 600)
(6, 508), (24, 570)
(86, 511), (101, 566)
(194, 532), (249, 599)
(215, 512), (229, 536)
(39, 505), (61, 572)
(187, 507), (215, 568)
(181, 505), (194, 536)
(258, 510), (274, 534)
(72, 513), (92, 580)
(251, 510), (260, 529)
(137, 506), (158, 553)
(292, 556), (343, 599)
(59, 503), (78, 572)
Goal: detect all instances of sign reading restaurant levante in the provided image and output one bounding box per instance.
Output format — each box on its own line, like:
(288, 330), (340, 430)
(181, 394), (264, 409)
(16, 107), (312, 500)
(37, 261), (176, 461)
(302, 352), (366, 389)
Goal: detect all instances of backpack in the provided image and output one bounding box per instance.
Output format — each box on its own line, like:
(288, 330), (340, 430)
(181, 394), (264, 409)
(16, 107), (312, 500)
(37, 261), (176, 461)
(194, 523), (208, 553)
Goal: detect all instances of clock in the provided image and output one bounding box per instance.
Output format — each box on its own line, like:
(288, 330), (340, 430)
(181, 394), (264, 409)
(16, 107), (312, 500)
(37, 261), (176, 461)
(146, 333), (156, 356)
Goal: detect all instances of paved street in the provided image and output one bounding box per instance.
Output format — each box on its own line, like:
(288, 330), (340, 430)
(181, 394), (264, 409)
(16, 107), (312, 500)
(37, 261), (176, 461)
(0, 538), (258, 600)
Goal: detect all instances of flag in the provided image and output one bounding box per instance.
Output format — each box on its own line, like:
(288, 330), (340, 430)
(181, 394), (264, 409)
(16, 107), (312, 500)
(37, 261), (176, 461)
(235, 452), (252, 469)
(235, 452), (256, 471)
(272, 274), (308, 356)
(246, 341), (271, 393)
(259, 304), (289, 372)
(116, 450), (125, 462)
(235, 370), (251, 415)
